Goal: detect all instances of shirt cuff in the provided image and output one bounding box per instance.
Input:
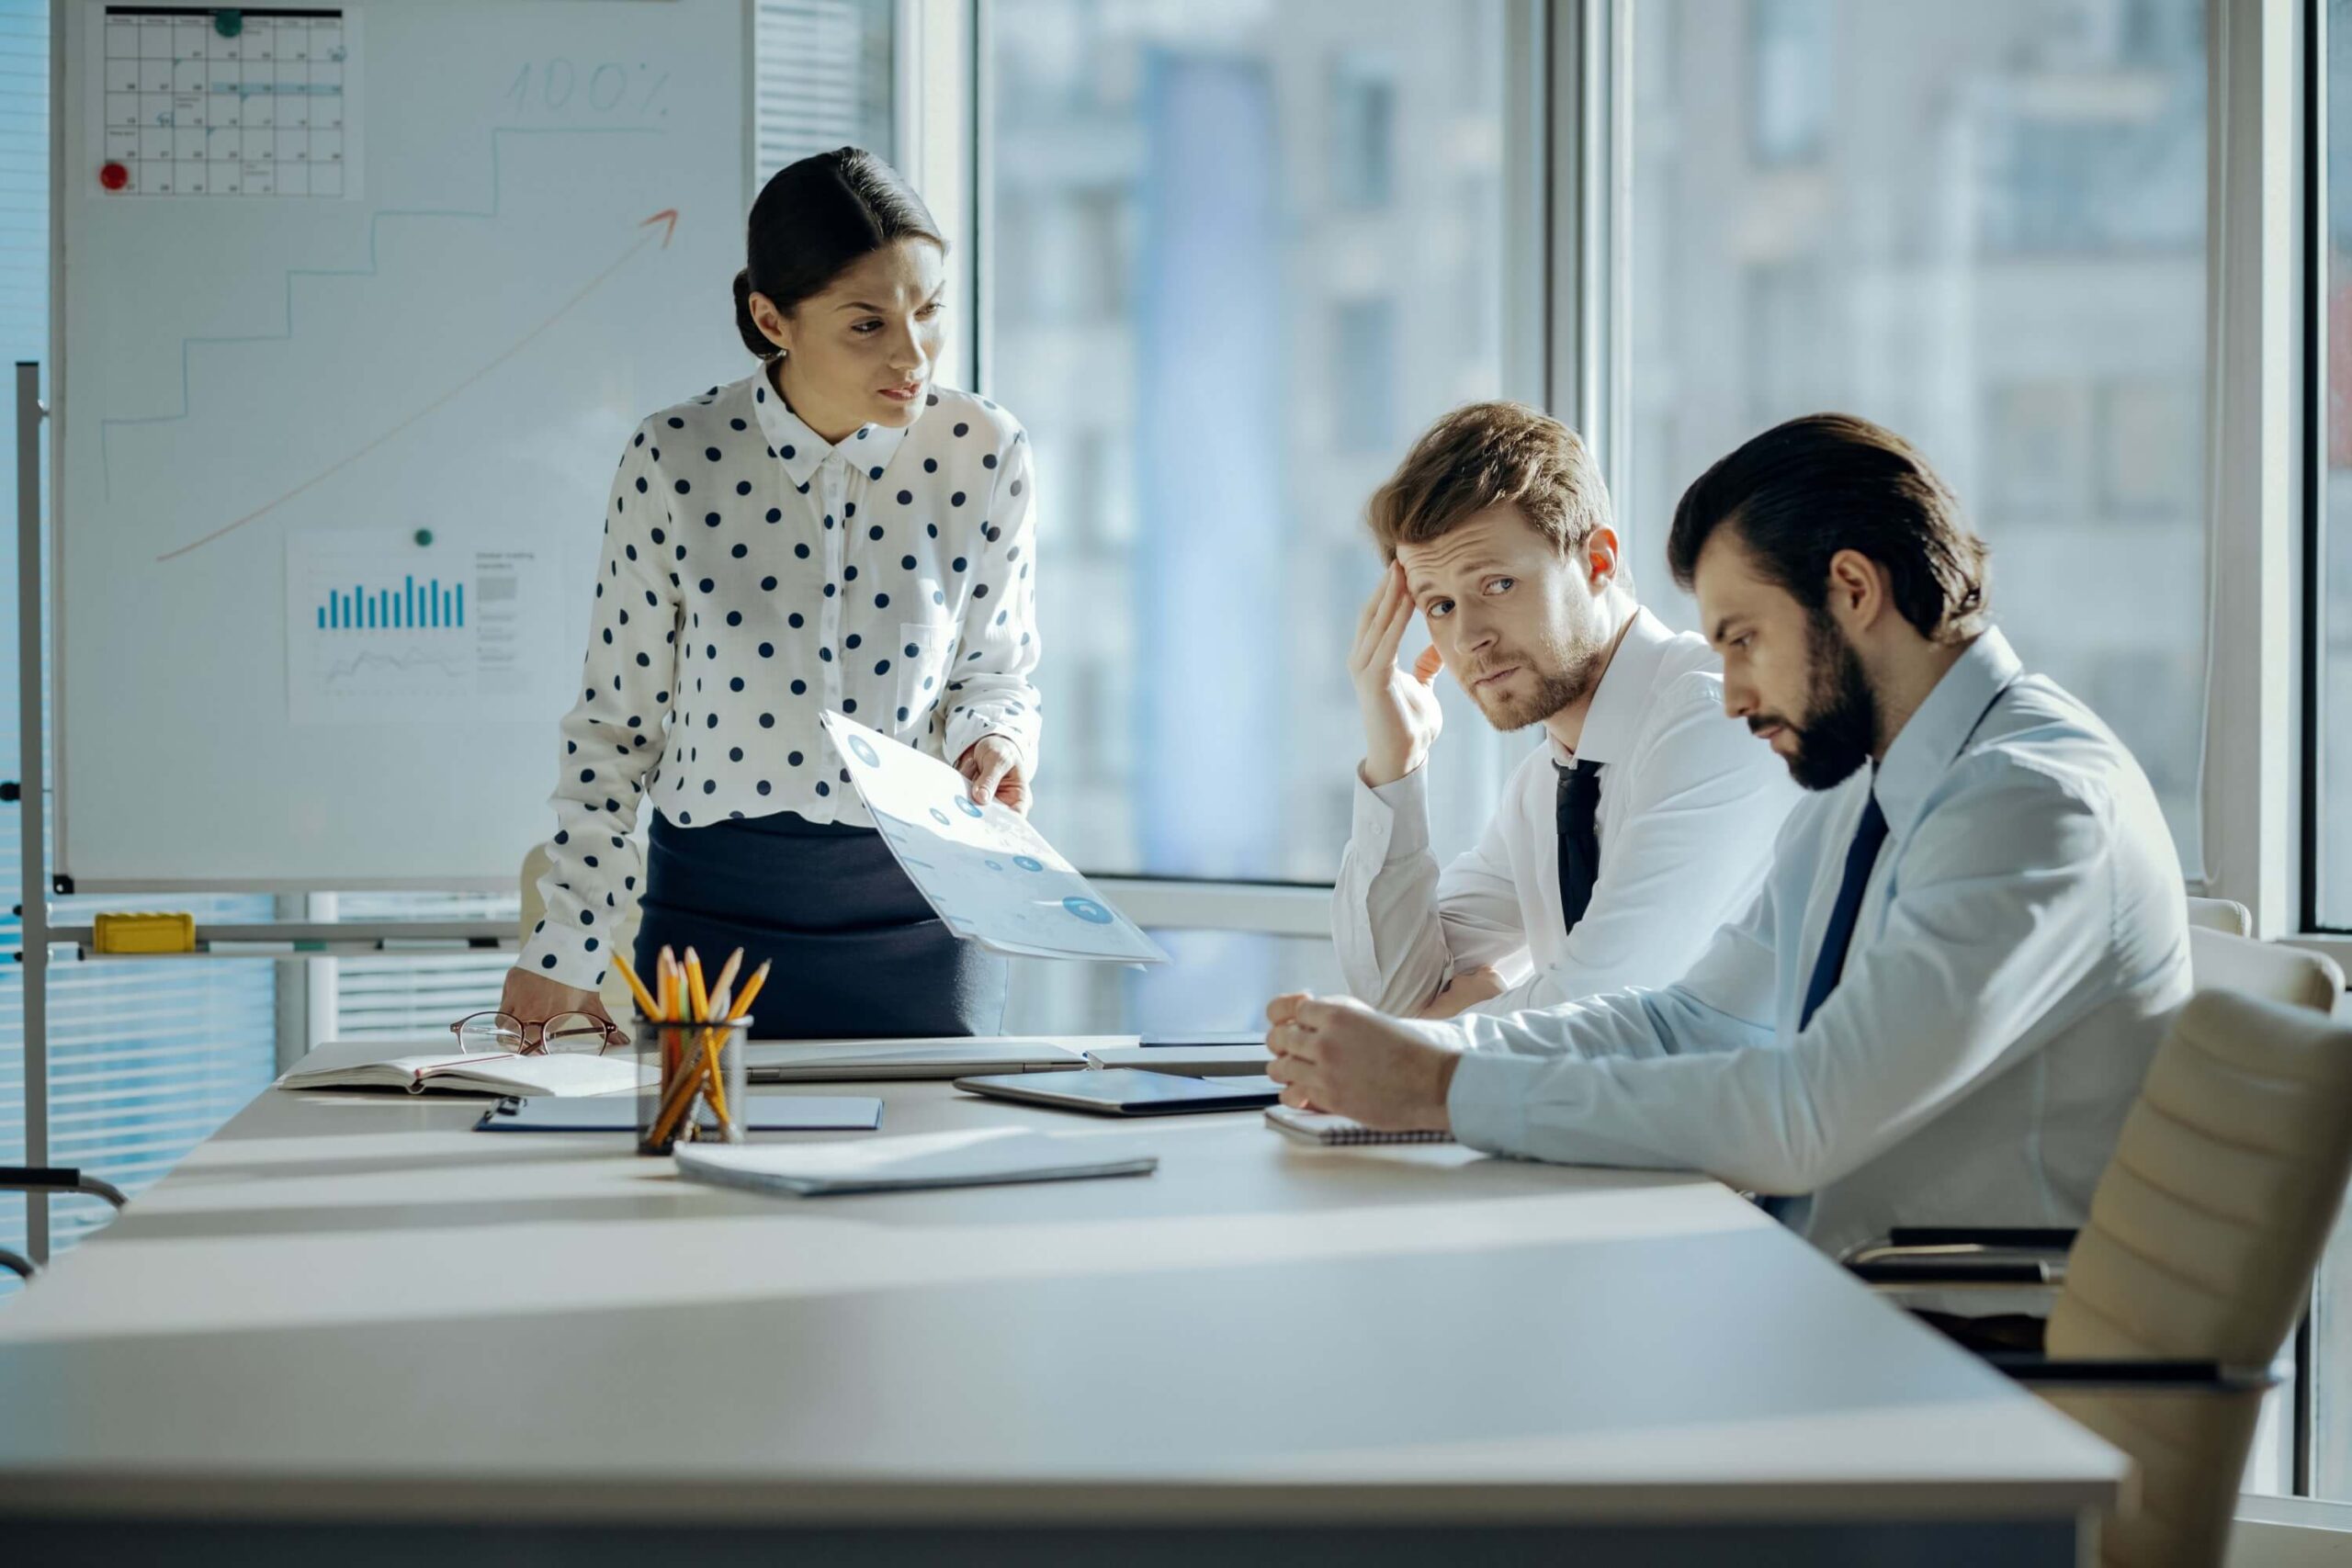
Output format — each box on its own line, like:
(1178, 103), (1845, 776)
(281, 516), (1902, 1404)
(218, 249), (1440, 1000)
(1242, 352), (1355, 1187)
(516, 919), (607, 994)
(946, 713), (1042, 781)
(1446, 1042), (1538, 1156)
(1353, 761), (1432, 863)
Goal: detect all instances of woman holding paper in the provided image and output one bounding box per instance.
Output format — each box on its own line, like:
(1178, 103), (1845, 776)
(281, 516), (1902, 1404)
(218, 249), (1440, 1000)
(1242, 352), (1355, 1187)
(498, 148), (1041, 1040)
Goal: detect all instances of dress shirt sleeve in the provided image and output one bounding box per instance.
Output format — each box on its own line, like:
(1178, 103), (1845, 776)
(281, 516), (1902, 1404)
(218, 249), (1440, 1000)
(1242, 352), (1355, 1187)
(941, 426), (1044, 776)
(1331, 762), (1531, 1015)
(1445, 761), (2120, 1193)
(517, 423), (679, 991)
(1482, 682), (1793, 1015)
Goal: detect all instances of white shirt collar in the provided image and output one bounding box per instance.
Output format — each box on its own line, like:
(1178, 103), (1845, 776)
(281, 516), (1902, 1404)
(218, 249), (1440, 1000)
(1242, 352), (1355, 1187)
(1547, 605), (1676, 768)
(749, 367), (912, 493)
(1873, 626), (2023, 839)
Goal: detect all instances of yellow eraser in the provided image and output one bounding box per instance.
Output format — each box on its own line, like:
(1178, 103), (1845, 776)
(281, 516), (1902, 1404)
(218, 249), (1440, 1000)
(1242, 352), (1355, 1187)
(92, 911), (198, 954)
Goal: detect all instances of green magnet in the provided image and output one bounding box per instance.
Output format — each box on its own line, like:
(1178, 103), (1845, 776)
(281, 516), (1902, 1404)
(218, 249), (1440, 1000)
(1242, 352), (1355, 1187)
(413, 529), (434, 547)
(214, 11), (243, 39)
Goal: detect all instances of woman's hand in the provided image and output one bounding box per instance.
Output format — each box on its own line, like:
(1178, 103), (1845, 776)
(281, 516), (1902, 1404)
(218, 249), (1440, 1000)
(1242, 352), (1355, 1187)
(957, 735), (1031, 814)
(497, 965), (615, 1030)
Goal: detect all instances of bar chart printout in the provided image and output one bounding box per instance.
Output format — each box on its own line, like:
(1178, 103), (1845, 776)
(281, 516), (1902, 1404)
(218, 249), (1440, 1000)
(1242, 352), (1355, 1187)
(285, 531), (561, 724)
(316, 576), (463, 630)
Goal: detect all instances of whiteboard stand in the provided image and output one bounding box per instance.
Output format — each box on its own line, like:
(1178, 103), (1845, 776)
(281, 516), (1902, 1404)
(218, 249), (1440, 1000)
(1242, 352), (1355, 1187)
(16, 359), (51, 1266)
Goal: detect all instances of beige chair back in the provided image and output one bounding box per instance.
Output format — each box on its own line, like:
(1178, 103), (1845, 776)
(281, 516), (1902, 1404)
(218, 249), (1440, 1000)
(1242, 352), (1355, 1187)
(2044, 990), (2352, 1567)
(2187, 928), (2343, 1014)
(519, 847), (641, 1019)
(2183, 897), (2251, 937)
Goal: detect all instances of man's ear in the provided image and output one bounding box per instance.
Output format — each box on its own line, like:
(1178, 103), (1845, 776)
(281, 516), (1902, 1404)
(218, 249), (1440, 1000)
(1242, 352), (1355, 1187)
(1583, 526), (1621, 592)
(1823, 547), (1891, 634)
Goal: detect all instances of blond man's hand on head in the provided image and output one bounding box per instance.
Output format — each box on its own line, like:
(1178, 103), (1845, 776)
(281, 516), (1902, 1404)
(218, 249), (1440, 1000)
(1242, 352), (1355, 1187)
(1264, 992), (1460, 1132)
(1350, 561), (1446, 789)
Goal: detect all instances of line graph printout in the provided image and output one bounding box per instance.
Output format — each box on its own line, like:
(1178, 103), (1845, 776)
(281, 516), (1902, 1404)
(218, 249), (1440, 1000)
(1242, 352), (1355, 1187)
(286, 531), (562, 725)
(821, 712), (1170, 965)
(97, 6), (356, 198)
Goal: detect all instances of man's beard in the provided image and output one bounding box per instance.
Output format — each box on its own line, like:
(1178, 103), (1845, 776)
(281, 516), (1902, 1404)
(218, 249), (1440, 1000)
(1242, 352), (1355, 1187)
(1466, 627), (1609, 732)
(1764, 611), (1880, 791)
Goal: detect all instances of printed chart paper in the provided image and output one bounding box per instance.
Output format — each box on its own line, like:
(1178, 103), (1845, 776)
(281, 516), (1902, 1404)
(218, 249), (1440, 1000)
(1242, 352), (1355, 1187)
(285, 530), (564, 725)
(822, 711), (1168, 965)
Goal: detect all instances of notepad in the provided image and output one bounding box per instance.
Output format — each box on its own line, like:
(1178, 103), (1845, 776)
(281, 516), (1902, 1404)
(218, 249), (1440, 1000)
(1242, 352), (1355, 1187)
(673, 1127), (1157, 1197)
(276, 1053), (654, 1099)
(1263, 1107), (1455, 1146)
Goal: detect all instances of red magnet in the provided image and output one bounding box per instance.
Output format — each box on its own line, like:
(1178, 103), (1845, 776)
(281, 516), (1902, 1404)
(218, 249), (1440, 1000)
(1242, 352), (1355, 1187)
(97, 161), (130, 192)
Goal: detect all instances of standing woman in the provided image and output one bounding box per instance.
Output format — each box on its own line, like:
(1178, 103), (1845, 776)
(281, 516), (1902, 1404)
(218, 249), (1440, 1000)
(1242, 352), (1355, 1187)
(499, 148), (1042, 1039)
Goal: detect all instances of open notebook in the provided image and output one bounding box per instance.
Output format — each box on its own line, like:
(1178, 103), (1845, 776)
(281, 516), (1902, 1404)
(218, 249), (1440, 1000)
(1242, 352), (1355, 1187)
(276, 1052), (653, 1098)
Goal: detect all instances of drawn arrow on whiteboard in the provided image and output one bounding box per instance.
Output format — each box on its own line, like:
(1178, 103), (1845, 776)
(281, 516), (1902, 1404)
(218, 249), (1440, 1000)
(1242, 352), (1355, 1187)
(155, 208), (684, 564)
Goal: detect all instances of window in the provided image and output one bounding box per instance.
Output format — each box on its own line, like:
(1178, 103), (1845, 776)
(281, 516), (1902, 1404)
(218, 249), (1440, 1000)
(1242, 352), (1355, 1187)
(2307, 0), (2352, 1502)
(752, 0), (896, 184)
(1329, 51), (1397, 208)
(1007, 931), (1343, 1034)
(1625, 0), (2210, 874)
(1749, 0), (1830, 166)
(1331, 299), (1399, 453)
(322, 890), (517, 1040)
(2320, 0), (2352, 930)
(983, 0), (1520, 887)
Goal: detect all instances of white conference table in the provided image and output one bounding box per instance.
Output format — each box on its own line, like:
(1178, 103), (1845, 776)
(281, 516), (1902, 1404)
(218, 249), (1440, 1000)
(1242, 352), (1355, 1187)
(0, 1040), (2128, 1565)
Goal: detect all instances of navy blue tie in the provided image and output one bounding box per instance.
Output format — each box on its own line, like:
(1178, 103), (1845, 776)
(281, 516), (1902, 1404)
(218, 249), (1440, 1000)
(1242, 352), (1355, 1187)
(1800, 790), (1888, 1030)
(1761, 788), (1887, 1227)
(1555, 759), (1603, 934)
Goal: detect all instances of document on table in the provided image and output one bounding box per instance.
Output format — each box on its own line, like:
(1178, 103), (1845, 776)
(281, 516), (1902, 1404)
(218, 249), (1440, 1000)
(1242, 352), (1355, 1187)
(821, 711), (1168, 964)
(673, 1127), (1159, 1197)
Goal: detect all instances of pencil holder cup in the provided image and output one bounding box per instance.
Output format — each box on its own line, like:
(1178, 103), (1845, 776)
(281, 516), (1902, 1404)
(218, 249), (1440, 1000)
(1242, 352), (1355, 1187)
(634, 1016), (752, 1155)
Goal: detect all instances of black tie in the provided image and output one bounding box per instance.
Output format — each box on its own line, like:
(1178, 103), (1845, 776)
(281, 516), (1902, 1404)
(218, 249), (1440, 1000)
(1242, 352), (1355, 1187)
(1555, 759), (1603, 934)
(1800, 789), (1888, 1030)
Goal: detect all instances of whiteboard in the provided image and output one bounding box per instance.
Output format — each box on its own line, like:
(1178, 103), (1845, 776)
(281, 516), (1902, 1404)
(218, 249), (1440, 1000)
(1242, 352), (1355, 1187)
(53, 0), (750, 888)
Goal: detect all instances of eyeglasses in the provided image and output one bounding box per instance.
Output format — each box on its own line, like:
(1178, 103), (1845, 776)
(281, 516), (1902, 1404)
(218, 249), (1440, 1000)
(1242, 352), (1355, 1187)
(449, 1011), (628, 1056)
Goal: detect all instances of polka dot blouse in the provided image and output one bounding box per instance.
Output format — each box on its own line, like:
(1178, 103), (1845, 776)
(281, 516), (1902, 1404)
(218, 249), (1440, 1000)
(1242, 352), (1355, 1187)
(518, 372), (1044, 990)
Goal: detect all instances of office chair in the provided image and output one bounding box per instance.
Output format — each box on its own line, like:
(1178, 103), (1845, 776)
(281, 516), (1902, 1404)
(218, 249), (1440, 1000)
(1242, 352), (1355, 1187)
(2183, 897), (2252, 937)
(1854, 991), (2352, 1566)
(1844, 930), (2342, 1293)
(2185, 927), (2342, 1014)
(0, 1167), (129, 1280)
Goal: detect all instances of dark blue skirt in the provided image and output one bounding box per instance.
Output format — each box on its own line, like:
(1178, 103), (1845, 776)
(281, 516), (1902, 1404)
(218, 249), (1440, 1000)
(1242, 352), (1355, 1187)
(633, 809), (1008, 1041)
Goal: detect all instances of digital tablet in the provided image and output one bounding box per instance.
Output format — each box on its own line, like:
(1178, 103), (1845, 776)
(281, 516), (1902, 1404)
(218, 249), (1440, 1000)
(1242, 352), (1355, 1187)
(952, 1068), (1282, 1117)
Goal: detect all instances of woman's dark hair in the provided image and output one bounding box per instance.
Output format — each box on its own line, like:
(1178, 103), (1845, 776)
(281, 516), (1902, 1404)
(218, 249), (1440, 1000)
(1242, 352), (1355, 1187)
(1666, 412), (1990, 644)
(732, 147), (945, 359)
